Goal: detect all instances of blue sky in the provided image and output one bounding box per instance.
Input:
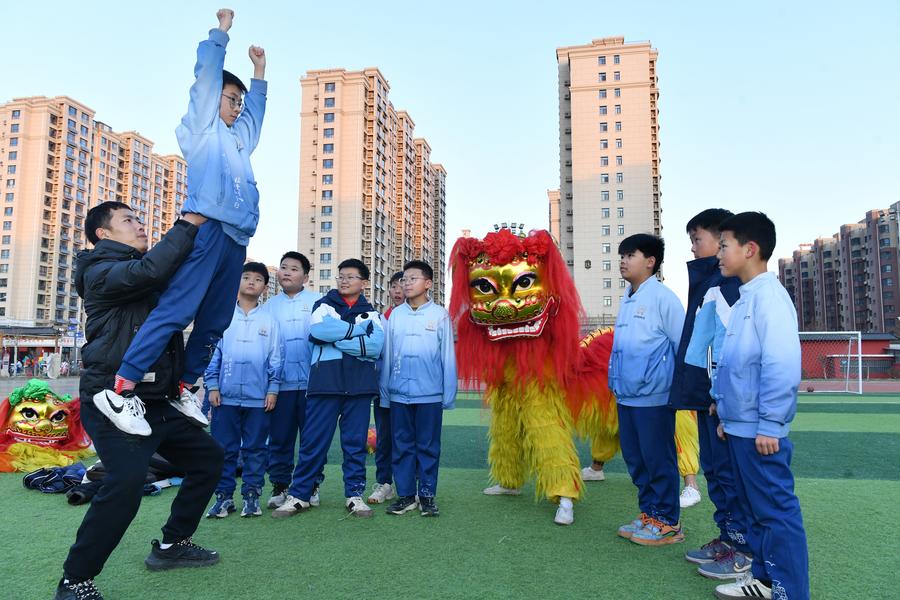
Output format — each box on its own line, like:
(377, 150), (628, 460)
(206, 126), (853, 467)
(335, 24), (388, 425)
(3, 0), (898, 299)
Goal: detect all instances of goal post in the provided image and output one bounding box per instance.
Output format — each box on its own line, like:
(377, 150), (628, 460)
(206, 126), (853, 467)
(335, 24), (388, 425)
(798, 331), (863, 394)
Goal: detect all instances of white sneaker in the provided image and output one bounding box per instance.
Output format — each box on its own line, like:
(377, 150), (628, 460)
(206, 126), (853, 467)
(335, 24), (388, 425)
(92, 389), (152, 436)
(483, 484), (522, 496)
(270, 495), (310, 519)
(680, 485), (702, 508)
(266, 487), (288, 509)
(367, 482), (396, 504)
(554, 497), (574, 526)
(581, 466), (606, 481)
(310, 486), (321, 507)
(714, 573), (772, 599)
(345, 496), (374, 518)
(169, 387), (208, 427)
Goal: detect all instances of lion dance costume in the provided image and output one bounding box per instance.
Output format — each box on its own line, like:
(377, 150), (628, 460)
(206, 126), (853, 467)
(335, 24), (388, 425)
(449, 227), (618, 523)
(0, 379), (92, 472)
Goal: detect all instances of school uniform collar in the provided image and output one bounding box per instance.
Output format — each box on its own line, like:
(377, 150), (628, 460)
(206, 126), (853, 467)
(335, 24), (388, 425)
(624, 274), (661, 301)
(738, 271), (776, 295)
(235, 301), (262, 317)
(686, 256), (720, 286)
(399, 298), (434, 314)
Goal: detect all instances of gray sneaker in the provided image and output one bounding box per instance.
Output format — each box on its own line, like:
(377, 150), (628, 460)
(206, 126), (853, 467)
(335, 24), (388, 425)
(698, 550), (753, 580)
(684, 537), (732, 564)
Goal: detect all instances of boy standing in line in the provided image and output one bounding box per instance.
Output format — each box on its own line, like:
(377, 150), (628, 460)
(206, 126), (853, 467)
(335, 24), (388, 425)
(272, 259), (384, 519)
(711, 212), (808, 600)
(380, 261), (457, 517)
(94, 9), (268, 435)
(669, 209), (753, 580)
(610, 234), (686, 546)
(264, 252), (323, 509)
(205, 262), (283, 518)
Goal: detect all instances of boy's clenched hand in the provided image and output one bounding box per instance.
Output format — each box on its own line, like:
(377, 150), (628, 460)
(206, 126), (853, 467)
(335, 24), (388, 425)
(249, 45), (266, 79)
(217, 8), (234, 32)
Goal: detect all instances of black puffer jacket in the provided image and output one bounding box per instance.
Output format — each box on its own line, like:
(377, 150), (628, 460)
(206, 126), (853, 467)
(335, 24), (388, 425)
(75, 220), (198, 401)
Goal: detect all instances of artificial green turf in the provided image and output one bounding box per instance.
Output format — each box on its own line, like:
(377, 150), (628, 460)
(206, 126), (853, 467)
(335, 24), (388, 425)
(2, 398), (896, 599)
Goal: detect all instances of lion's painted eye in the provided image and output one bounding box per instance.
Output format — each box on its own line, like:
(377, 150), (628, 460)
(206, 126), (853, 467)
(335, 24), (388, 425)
(471, 278), (498, 295)
(49, 410), (67, 423)
(512, 273), (537, 293)
(20, 407), (38, 420)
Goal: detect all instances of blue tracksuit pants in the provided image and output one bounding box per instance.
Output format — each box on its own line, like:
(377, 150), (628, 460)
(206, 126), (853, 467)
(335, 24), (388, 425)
(289, 394), (370, 500)
(729, 436), (809, 600)
(118, 220), (246, 384)
(211, 404), (269, 497)
(390, 401), (442, 498)
(697, 410), (752, 553)
(617, 404), (680, 525)
(267, 389), (309, 486)
(373, 400), (392, 485)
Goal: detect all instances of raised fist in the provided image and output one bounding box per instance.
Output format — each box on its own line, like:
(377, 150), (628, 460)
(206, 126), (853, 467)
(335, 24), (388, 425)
(249, 45), (266, 68)
(216, 8), (234, 32)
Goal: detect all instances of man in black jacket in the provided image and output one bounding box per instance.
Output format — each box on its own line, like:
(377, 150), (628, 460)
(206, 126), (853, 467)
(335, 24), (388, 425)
(55, 202), (225, 600)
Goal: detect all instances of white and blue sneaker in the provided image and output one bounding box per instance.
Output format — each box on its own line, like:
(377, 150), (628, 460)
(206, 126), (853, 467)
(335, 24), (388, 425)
(206, 492), (235, 519)
(714, 573), (772, 599)
(241, 491), (262, 517)
(698, 550), (753, 580)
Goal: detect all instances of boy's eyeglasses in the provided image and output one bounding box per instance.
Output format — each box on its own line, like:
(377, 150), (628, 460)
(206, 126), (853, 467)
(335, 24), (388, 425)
(221, 94), (243, 110)
(400, 276), (425, 284)
(335, 275), (364, 282)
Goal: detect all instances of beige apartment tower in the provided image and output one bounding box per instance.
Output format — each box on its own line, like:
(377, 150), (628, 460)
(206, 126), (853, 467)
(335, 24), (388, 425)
(557, 37), (661, 325)
(0, 96), (186, 329)
(297, 68), (446, 309)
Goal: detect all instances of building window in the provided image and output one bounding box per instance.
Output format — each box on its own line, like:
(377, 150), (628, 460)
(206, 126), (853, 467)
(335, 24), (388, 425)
(615, 138), (623, 148)
(600, 122), (608, 132)
(615, 121), (622, 131)
(598, 72), (607, 82)
(600, 174), (609, 184)
(602, 225), (610, 236)
(598, 89), (607, 99)
(600, 156), (609, 166)
(602, 208), (610, 218)
(6, 166), (14, 175)
(3, 208), (11, 216)
(0, 250), (7, 259)
(321, 190), (333, 200)
(324, 113), (335, 123)
(323, 159), (333, 169)
(319, 268), (332, 281)
(4, 193), (12, 202)
(616, 155), (623, 166)
(601, 191), (609, 201)
(603, 278), (612, 289)
(323, 143), (334, 154)
(602, 243), (611, 254)
(618, 225), (625, 235)
(321, 221), (332, 232)
(10, 124), (19, 133)
(617, 190), (624, 201)
(0, 265), (7, 273)
(600, 139), (608, 149)
(7, 151), (16, 161)
(614, 88), (621, 97)
(322, 174), (333, 184)
(324, 97), (335, 107)
(598, 56), (606, 65)
(11, 110), (20, 119)
(320, 252), (331, 264)
(599, 106), (607, 115)
(321, 205), (333, 215)
(617, 207), (624, 218)
(615, 105), (621, 114)
(883, 278), (894, 287)
(1, 236), (8, 244)
(603, 296), (612, 307)
(9, 138), (17, 147)
(323, 128), (334, 138)
(613, 71), (621, 81)
(320, 237), (332, 248)
(324, 82), (336, 92)
(616, 172), (624, 183)
(2, 222), (10, 231)
(319, 285), (329, 293)
(602, 260), (611, 271)
(883, 264), (893, 273)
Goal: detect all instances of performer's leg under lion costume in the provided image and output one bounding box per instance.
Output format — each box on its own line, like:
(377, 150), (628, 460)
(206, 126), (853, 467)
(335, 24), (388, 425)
(449, 228), (616, 524)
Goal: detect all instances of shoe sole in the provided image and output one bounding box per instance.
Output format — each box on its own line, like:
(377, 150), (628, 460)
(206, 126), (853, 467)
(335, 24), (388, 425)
(347, 508), (374, 518)
(240, 511), (262, 518)
(144, 554), (220, 571)
(93, 392), (152, 436)
(421, 511), (439, 517)
(271, 506), (308, 519)
(698, 566), (752, 580)
(387, 503), (419, 515)
(685, 554), (718, 565)
(630, 533), (685, 546)
(680, 499), (702, 508)
(554, 518), (573, 526)
(483, 489), (521, 496)
(713, 589), (769, 600)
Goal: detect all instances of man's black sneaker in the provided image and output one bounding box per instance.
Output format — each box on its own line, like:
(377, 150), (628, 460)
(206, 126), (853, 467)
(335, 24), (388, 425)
(420, 496), (440, 517)
(386, 495), (419, 515)
(144, 538), (220, 571)
(54, 578), (104, 600)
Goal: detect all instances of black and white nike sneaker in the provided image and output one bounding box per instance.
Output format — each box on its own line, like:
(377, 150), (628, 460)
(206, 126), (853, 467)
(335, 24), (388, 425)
(92, 389), (152, 436)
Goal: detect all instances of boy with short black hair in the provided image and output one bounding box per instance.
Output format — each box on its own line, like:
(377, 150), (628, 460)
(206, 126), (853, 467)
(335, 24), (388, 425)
(264, 251), (323, 509)
(205, 262), (282, 518)
(380, 260), (456, 517)
(271, 258), (384, 519)
(95, 8), (268, 437)
(670, 209), (754, 580)
(384, 271), (405, 319)
(710, 212), (808, 600)
(609, 233), (686, 546)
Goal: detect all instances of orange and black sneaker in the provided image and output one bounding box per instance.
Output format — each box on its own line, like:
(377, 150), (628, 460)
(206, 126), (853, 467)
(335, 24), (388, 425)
(616, 512), (651, 539)
(630, 517), (685, 546)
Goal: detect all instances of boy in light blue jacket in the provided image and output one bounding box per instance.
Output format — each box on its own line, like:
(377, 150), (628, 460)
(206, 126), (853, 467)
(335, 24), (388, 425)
(710, 212), (808, 600)
(99, 9), (268, 436)
(205, 263), (283, 519)
(610, 234), (686, 546)
(380, 261), (457, 517)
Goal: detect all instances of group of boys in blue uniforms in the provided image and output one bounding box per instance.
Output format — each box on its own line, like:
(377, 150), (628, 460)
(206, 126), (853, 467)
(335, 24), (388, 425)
(58, 6), (808, 599)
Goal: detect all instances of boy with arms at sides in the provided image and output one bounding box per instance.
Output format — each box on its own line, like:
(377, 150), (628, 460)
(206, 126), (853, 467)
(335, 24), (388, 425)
(264, 252), (324, 509)
(205, 262), (283, 518)
(380, 261), (457, 517)
(711, 212), (808, 600)
(366, 270), (406, 506)
(56, 203), (221, 600)
(610, 234), (686, 546)
(670, 209), (753, 581)
(272, 259), (384, 519)
(94, 8), (268, 436)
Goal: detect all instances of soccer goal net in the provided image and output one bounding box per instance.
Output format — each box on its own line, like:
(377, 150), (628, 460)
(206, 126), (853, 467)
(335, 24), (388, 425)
(798, 331), (863, 394)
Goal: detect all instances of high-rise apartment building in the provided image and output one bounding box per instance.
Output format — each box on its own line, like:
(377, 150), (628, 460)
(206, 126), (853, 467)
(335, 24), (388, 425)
(779, 205), (900, 333)
(0, 96), (186, 330)
(556, 37), (661, 325)
(297, 68), (446, 310)
(547, 188), (561, 243)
